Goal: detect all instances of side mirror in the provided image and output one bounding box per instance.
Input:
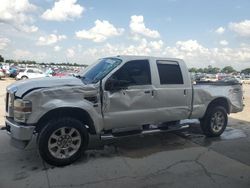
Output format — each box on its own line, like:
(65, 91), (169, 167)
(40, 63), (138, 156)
(105, 78), (130, 91)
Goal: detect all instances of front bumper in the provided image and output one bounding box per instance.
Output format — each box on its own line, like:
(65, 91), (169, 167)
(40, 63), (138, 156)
(5, 117), (35, 141)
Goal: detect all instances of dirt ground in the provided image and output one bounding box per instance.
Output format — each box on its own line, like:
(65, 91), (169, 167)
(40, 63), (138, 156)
(0, 77), (249, 126)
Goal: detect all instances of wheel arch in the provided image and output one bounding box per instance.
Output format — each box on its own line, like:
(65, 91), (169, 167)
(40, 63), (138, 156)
(205, 97), (230, 117)
(21, 75), (28, 79)
(36, 107), (96, 134)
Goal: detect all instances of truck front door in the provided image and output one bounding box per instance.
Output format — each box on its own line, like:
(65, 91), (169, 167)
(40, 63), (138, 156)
(103, 59), (156, 130)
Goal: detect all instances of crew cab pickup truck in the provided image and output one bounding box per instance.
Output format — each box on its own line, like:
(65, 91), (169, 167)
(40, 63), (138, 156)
(5, 56), (244, 166)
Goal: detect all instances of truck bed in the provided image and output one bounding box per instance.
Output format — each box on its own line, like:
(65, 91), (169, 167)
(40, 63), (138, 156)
(191, 81), (243, 119)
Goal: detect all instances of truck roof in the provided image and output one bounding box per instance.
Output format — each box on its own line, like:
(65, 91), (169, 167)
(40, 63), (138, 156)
(106, 55), (184, 64)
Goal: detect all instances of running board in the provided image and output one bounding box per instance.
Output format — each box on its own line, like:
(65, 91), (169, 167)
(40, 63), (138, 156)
(101, 124), (190, 140)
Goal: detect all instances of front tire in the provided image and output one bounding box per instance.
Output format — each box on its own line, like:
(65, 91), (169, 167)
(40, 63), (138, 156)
(200, 106), (228, 137)
(38, 117), (89, 166)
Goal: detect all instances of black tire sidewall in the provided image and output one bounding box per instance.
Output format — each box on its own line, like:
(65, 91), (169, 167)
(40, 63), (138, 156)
(38, 117), (89, 166)
(201, 106), (228, 137)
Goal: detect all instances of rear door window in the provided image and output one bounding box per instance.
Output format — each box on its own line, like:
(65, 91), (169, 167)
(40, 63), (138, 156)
(157, 60), (183, 84)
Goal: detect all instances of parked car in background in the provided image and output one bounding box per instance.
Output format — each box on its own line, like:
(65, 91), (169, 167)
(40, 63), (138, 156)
(219, 77), (242, 84)
(16, 68), (47, 80)
(0, 64), (6, 79)
(200, 74), (218, 82)
(9, 66), (19, 78)
(242, 75), (250, 84)
(1, 64), (10, 76)
(53, 71), (69, 77)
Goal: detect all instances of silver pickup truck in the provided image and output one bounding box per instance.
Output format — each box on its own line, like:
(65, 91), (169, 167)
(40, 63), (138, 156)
(5, 56), (243, 166)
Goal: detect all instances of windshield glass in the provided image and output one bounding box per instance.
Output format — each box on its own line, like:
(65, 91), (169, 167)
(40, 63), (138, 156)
(82, 58), (122, 84)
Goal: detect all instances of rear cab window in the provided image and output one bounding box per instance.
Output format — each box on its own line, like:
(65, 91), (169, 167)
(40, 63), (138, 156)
(156, 60), (183, 85)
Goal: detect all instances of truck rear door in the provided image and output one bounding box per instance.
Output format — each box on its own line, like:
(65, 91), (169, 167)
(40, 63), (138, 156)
(152, 59), (192, 122)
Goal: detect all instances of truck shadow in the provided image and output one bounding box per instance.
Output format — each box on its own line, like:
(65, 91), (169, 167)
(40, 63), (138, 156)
(77, 116), (250, 164)
(84, 131), (198, 160)
(176, 117), (249, 146)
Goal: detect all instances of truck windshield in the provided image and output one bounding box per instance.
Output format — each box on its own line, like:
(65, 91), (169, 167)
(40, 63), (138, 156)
(82, 58), (122, 84)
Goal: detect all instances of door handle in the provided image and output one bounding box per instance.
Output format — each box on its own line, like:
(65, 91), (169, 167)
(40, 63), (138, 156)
(144, 90), (155, 97)
(184, 89), (187, 96)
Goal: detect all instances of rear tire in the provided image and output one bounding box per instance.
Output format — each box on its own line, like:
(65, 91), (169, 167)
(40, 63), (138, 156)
(38, 117), (89, 166)
(200, 106), (228, 137)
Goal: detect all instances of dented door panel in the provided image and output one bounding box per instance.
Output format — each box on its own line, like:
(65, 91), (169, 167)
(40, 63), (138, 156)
(103, 85), (156, 129)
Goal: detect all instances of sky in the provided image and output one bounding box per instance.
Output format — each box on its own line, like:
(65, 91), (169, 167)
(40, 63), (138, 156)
(0, 0), (250, 70)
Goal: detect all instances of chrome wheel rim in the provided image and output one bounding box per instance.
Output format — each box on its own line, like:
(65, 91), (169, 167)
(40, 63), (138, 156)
(48, 127), (82, 159)
(211, 111), (225, 133)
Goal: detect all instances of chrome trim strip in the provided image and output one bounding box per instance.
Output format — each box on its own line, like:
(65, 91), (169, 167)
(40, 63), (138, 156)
(101, 124), (190, 140)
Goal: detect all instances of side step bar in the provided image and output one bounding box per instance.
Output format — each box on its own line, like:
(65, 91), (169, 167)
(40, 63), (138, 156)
(101, 124), (190, 140)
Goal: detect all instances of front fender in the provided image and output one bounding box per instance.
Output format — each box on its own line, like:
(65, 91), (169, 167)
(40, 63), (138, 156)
(23, 87), (104, 133)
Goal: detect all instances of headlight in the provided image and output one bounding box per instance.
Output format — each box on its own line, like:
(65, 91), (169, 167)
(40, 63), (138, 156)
(14, 99), (32, 123)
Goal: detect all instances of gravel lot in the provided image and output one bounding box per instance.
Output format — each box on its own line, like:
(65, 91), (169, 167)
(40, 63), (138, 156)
(0, 78), (250, 188)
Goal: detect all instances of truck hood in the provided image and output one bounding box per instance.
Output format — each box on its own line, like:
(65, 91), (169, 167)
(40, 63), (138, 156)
(7, 77), (91, 97)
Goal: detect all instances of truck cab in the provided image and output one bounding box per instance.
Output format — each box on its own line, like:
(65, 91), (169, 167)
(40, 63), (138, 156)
(100, 56), (192, 129)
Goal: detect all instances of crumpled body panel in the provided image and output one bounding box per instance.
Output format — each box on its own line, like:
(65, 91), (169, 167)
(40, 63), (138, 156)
(103, 86), (158, 129)
(23, 84), (104, 133)
(191, 84), (244, 118)
(8, 76), (84, 97)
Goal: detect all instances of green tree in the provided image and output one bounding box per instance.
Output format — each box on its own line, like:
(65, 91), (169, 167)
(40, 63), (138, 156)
(0, 55), (4, 62)
(205, 65), (220, 74)
(5, 59), (15, 64)
(211, 67), (220, 74)
(203, 67), (208, 73)
(189, 67), (197, 73)
(197, 68), (204, 73)
(241, 68), (250, 74)
(221, 66), (236, 73)
(207, 65), (213, 73)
